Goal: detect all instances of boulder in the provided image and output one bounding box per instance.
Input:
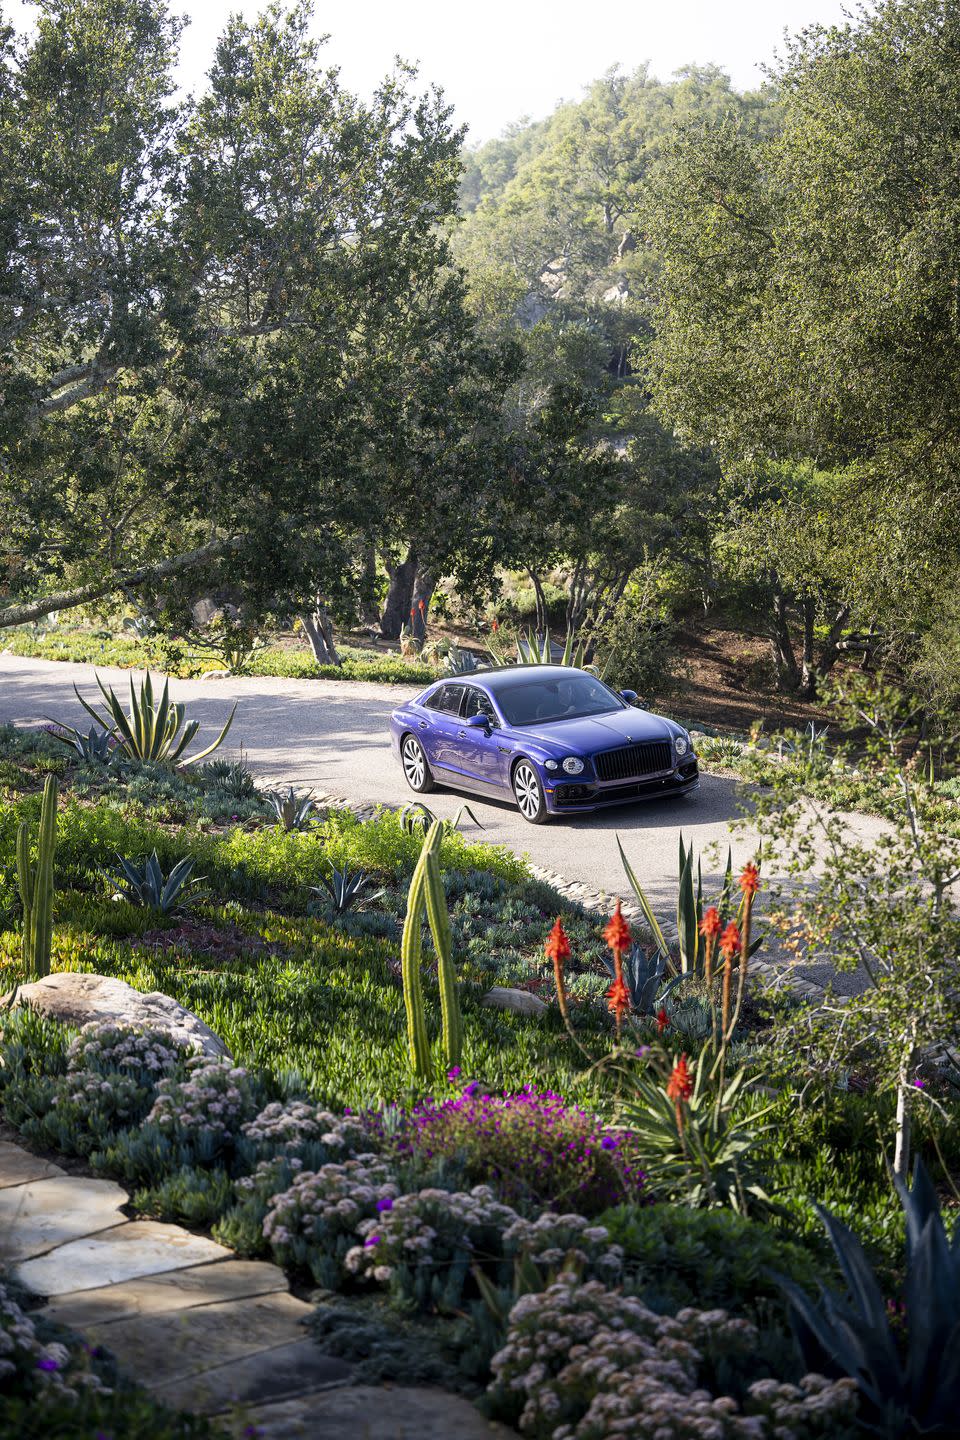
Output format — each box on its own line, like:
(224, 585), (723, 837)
(11, 973), (229, 1059)
(481, 986), (548, 1016)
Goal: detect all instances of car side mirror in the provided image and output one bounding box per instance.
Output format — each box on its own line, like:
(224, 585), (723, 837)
(465, 712), (490, 729)
(620, 689), (638, 705)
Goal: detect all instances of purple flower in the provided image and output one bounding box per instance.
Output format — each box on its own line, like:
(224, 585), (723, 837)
(36, 1357), (60, 1373)
(463, 1081), (480, 1098)
(446, 1066), (461, 1080)
(600, 1136), (618, 1150)
(364, 1234), (380, 1248)
(376, 1196), (394, 1212)
(635, 1046), (650, 1058)
(913, 1078), (926, 1089)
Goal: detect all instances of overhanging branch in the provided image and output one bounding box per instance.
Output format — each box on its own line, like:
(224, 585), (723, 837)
(0, 537), (241, 629)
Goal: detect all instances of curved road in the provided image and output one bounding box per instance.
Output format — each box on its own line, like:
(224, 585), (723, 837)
(0, 652), (759, 918)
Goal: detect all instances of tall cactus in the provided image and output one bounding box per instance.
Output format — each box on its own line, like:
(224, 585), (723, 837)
(400, 819), (463, 1079)
(16, 776), (58, 979)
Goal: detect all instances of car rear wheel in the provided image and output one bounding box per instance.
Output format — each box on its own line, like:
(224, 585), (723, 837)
(512, 759), (548, 824)
(401, 734), (435, 793)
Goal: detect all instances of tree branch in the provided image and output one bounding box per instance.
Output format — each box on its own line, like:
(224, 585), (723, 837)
(0, 537), (241, 629)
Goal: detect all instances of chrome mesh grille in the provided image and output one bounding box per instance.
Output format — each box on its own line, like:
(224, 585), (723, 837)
(594, 740), (673, 782)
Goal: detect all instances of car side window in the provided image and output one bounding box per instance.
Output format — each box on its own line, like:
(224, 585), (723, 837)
(425, 683), (464, 715)
(461, 687), (498, 726)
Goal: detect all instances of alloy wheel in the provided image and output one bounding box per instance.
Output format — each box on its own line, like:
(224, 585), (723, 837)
(513, 761), (545, 822)
(402, 736), (429, 791)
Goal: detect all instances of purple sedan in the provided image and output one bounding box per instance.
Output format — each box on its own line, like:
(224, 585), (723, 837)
(389, 665), (699, 824)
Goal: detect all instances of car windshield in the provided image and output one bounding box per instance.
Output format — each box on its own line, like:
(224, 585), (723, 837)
(495, 675), (625, 727)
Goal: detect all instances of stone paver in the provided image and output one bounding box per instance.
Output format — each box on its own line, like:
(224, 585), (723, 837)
(0, 1175), (127, 1262)
(87, 1291), (317, 1387)
(228, 1384), (516, 1439)
(0, 1140), (65, 1189)
(15, 1218), (231, 1295)
(41, 1258), (287, 1329)
(151, 1338), (352, 1414)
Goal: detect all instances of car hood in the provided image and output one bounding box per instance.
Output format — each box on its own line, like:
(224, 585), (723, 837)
(506, 709), (677, 753)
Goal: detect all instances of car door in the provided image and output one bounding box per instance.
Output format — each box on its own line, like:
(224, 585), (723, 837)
(420, 683), (466, 774)
(453, 686), (506, 791)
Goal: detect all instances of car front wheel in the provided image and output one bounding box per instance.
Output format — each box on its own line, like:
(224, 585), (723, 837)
(401, 734), (435, 793)
(512, 759), (548, 824)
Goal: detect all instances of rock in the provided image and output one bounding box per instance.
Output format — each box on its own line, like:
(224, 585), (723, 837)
(229, 1384), (516, 1439)
(0, 1140), (65, 1190)
(152, 1337), (352, 1415)
(40, 1259), (287, 1330)
(12, 973), (229, 1058)
(16, 1219), (232, 1296)
(199, 668), (231, 680)
(0, 1176), (128, 1263)
(482, 986), (548, 1016)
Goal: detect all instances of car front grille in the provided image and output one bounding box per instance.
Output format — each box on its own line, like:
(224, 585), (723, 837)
(594, 740), (673, 782)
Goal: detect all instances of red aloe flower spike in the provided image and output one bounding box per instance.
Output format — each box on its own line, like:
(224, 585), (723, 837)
(739, 862), (760, 897)
(418, 599), (425, 613)
(656, 1006), (670, 1035)
(666, 1053), (694, 1102)
(606, 973), (631, 1035)
(699, 906), (721, 939)
(719, 922), (742, 959)
(545, 917), (572, 1024)
(603, 901), (632, 958)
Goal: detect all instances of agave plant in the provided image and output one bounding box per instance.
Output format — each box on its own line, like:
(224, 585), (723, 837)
(49, 724), (115, 765)
(111, 851), (205, 914)
(444, 645), (482, 676)
(781, 1160), (960, 1437)
(311, 865), (384, 915)
(70, 672), (236, 768)
(398, 801), (485, 836)
(600, 941), (681, 1017)
(199, 758), (260, 800)
(265, 786), (317, 831)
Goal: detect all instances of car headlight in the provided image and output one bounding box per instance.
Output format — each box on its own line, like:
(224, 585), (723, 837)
(562, 757), (584, 775)
(675, 735), (689, 757)
(544, 759), (559, 771)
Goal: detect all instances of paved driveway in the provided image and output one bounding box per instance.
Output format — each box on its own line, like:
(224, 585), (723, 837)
(0, 653), (880, 991)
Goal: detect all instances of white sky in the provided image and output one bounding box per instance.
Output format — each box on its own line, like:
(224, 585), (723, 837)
(11, 0), (858, 143)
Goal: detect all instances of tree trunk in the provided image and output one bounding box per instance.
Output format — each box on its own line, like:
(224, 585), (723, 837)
(380, 544), (418, 640)
(769, 589), (800, 692)
(359, 545), (380, 626)
(894, 1054), (914, 1180)
(300, 606), (340, 666)
(799, 598), (817, 699)
(411, 567), (436, 641)
(527, 569), (549, 638)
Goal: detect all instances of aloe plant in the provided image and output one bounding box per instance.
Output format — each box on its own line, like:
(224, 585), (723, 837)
(401, 819), (463, 1079)
(311, 865), (384, 914)
(781, 1160), (960, 1436)
(399, 801), (485, 836)
(71, 671), (236, 767)
(600, 942), (681, 1017)
(15, 776), (58, 979)
(619, 833), (748, 978)
(49, 723), (115, 764)
(111, 851), (205, 914)
(265, 786), (317, 831)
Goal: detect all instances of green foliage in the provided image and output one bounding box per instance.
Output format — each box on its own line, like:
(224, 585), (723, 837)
(311, 865), (384, 916)
(16, 775), (57, 978)
(133, 1166), (233, 1226)
(72, 671), (236, 768)
(783, 1161), (960, 1438)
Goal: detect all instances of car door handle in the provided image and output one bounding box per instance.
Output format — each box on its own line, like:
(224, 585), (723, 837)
(457, 728), (467, 738)
(418, 721), (428, 730)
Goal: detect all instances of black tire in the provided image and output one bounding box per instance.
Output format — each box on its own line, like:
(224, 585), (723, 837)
(401, 734), (435, 793)
(512, 758), (549, 824)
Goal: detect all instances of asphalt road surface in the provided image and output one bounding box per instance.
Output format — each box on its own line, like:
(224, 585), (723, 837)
(0, 653), (881, 991)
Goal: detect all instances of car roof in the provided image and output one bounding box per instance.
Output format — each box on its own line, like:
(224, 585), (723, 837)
(435, 665), (594, 692)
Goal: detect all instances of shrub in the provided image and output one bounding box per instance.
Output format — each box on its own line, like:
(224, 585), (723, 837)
(395, 1086), (644, 1215)
(263, 1155), (400, 1287)
(486, 1274), (859, 1439)
(146, 1055), (262, 1152)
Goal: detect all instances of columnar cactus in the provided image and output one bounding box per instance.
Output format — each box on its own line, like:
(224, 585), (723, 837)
(401, 819), (462, 1079)
(16, 775), (58, 979)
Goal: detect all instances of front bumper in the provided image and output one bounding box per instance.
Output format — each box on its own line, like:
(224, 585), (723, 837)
(543, 759), (700, 813)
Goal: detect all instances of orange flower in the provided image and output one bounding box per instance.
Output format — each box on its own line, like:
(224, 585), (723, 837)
(656, 1006), (670, 1035)
(699, 906), (721, 939)
(544, 917), (571, 964)
(719, 921), (742, 959)
(418, 599), (425, 613)
(666, 1053), (694, 1103)
(739, 862), (760, 897)
(603, 901), (632, 957)
(545, 917), (572, 1025)
(606, 973), (631, 1024)
(491, 619), (499, 632)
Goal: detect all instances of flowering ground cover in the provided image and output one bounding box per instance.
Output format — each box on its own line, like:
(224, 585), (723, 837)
(2, 719), (960, 1438)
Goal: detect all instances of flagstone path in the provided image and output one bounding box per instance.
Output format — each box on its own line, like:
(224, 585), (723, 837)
(0, 1135), (513, 1438)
